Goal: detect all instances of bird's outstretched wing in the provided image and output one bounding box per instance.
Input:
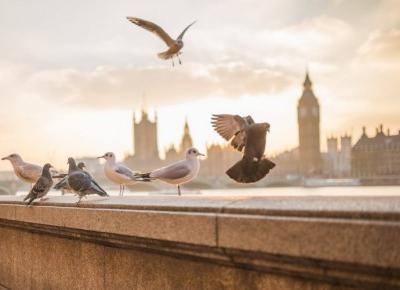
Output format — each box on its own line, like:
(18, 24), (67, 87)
(211, 114), (253, 152)
(177, 21), (196, 41)
(127, 17), (176, 48)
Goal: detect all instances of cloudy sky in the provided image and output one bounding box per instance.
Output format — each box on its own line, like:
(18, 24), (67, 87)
(0, 0), (399, 170)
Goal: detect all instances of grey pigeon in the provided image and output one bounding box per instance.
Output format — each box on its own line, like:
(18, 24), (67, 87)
(53, 162), (86, 192)
(211, 114), (275, 183)
(127, 17), (196, 66)
(23, 163), (54, 205)
(64, 158), (108, 204)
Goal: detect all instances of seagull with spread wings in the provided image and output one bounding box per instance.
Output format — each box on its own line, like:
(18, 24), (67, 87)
(211, 114), (276, 183)
(127, 17), (196, 66)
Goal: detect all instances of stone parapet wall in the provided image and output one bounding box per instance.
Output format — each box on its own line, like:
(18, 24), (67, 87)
(0, 195), (399, 289)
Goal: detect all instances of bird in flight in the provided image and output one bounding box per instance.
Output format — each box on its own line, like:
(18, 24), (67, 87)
(138, 147), (204, 195)
(211, 114), (276, 183)
(127, 17), (196, 66)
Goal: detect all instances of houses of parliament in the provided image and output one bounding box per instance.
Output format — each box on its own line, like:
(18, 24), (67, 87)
(124, 71), (400, 186)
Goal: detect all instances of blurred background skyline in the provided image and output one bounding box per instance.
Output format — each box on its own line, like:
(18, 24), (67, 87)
(0, 0), (399, 170)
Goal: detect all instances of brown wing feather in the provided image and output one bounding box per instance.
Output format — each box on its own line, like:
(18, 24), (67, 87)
(211, 114), (246, 141)
(127, 17), (176, 48)
(211, 114), (249, 151)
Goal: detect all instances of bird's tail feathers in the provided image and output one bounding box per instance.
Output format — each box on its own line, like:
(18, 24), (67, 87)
(53, 179), (67, 190)
(27, 197), (35, 205)
(158, 51), (172, 60)
(226, 158), (275, 183)
(85, 187), (109, 197)
(136, 173), (153, 182)
(23, 192), (31, 202)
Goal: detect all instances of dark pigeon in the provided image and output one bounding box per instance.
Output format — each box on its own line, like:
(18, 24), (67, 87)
(64, 158), (108, 204)
(24, 163), (53, 205)
(53, 162), (86, 191)
(211, 114), (276, 183)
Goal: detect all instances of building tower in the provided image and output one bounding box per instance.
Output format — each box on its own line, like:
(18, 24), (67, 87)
(297, 71), (322, 175)
(133, 110), (159, 160)
(180, 119), (193, 152)
(339, 134), (352, 177)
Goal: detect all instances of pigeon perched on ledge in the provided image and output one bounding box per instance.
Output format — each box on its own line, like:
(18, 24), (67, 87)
(62, 158), (108, 204)
(24, 163), (53, 205)
(211, 114), (275, 183)
(53, 162), (87, 192)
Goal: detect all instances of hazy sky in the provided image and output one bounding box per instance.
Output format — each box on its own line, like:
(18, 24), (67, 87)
(0, 0), (399, 170)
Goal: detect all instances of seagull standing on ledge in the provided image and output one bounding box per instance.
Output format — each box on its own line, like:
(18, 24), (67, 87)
(1, 154), (42, 185)
(98, 152), (140, 196)
(24, 163), (54, 205)
(127, 17), (196, 66)
(138, 148), (204, 196)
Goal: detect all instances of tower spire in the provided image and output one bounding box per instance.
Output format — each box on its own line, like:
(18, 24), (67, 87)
(303, 70), (312, 90)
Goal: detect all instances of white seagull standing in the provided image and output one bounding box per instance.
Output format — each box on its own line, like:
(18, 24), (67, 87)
(126, 16), (196, 66)
(138, 147), (204, 196)
(1, 154), (42, 185)
(98, 152), (140, 196)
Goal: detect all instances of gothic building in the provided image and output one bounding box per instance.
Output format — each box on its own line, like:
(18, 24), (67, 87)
(125, 110), (162, 171)
(324, 135), (352, 177)
(132, 110), (159, 161)
(180, 119), (193, 152)
(297, 72), (322, 175)
(352, 125), (400, 179)
(164, 120), (194, 163)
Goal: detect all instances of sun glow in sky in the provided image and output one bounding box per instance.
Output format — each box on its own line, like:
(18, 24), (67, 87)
(0, 0), (399, 170)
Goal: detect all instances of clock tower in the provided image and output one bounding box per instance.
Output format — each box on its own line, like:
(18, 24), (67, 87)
(297, 72), (322, 175)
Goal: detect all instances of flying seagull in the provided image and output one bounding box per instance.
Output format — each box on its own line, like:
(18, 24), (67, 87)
(126, 17), (196, 66)
(138, 147), (204, 195)
(211, 114), (276, 183)
(2, 153), (42, 185)
(53, 162), (87, 193)
(98, 152), (141, 196)
(23, 163), (54, 205)
(63, 158), (108, 204)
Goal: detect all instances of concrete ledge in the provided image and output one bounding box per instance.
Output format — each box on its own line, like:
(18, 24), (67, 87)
(0, 195), (400, 289)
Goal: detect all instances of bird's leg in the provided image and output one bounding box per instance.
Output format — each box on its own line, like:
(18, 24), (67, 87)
(121, 185), (124, 196)
(172, 57), (175, 67)
(76, 196), (82, 205)
(177, 185), (181, 196)
(177, 54), (182, 65)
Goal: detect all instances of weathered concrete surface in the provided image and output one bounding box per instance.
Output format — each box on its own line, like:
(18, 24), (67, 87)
(0, 195), (399, 290)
